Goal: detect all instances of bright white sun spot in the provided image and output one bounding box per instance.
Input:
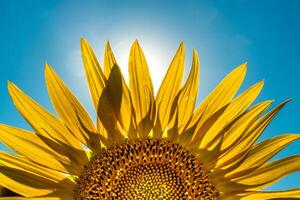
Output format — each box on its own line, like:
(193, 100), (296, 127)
(114, 39), (168, 94)
(65, 50), (85, 78)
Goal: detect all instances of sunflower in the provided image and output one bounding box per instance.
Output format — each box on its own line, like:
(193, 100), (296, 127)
(0, 39), (299, 200)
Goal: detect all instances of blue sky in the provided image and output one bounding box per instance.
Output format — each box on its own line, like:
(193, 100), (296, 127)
(0, 0), (300, 191)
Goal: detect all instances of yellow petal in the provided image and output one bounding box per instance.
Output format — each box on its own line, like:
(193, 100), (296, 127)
(219, 100), (272, 151)
(0, 152), (75, 198)
(217, 100), (289, 169)
(195, 100), (271, 164)
(45, 64), (101, 152)
(0, 185), (73, 200)
(81, 38), (126, 146)
(0, 124), (69, 174)
(41, 191), (74, 200)
(0, 166), (58, 197)
(233, 155), (300, 191)
(96, 86), (128, 145)
(103, 41), (117, 78)
(30, 188), (75, 200)
(7, 82), (88, 172)
(0, 152), (68, 184)
(0, 168), (74, 198)
(0, 196), (73, 200)
(241, 188), (300, 200)
(207, 101), (272, 169)
(0, 198), (62, 200)
(228, 133), (300, 178)
(80, 38), (106, 110)
(104, 42), (136, 137)
(187, 63), (247, 131)
(154, 42), (185, 137)
(129, 40), (154, 138)
(197, 80), (264, 149)
(175, 49), (200, 132)
(189, 104), (229, 147)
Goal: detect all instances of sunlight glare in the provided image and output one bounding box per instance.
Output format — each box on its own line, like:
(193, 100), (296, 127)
(114, 39), (169, 94)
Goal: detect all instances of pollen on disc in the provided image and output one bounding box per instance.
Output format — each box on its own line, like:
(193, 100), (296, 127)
(75, 139), (218, 200)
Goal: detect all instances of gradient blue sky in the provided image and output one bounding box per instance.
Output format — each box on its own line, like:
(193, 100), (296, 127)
(0, 0), (300, 191)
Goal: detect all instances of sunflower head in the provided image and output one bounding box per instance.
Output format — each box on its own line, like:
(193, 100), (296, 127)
(75, 139), (218, 199)
(0, 38), (299, 200)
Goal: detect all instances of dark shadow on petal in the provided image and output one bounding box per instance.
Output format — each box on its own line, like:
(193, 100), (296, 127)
(136, 85), (155, 139)
(190, 104), (229, 146)
(0, 166), (59, 189)
(0, 167), (75, 197)
(97, 65), (128, 145)
(0, 186), (21, 197)
(166, 92), (180, 140)
(35, 133), (87, 175)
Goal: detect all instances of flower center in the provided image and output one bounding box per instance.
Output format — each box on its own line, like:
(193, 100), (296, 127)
(75, 139), (218, 199)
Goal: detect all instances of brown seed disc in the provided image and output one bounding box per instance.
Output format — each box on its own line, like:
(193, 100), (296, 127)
(75, 139), (218, 200)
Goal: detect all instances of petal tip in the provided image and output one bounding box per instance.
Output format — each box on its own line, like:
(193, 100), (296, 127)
(285, 98), (293, 104)
(80, 38), (90, 49)
(242, 61), (248, 69)
(105, 40), (111, 49)
(105, 39), (111, 50)
(192, 48), (198, 56)
(132, 39), (140, 49)
(44, 62), (52, 70)
(44, 63), (56, 82)
(179, 41), (185, 51)
(80, 37), (87, 43)
(192, 49), (199, 61)
(7, 81), (17, 95)
(258, 79), (265, 87)
(234, 62), (247, 75)
(7, 81), (14, 88)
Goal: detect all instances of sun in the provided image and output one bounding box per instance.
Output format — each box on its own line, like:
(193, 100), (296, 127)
(114, 39), (168, 93)
(0, 38), (299, 200)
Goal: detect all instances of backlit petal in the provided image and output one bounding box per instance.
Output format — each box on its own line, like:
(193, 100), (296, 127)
(154, 42), (185, 137)
(45, 64), (101, 152)
(7, 82), (87, 173)
(129, 40), (154, 138)
(187, 63), (247, 131)
(0, 124), (69, 173)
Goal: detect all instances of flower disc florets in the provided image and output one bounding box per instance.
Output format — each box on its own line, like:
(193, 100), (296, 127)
(75, 139), (218, 199)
